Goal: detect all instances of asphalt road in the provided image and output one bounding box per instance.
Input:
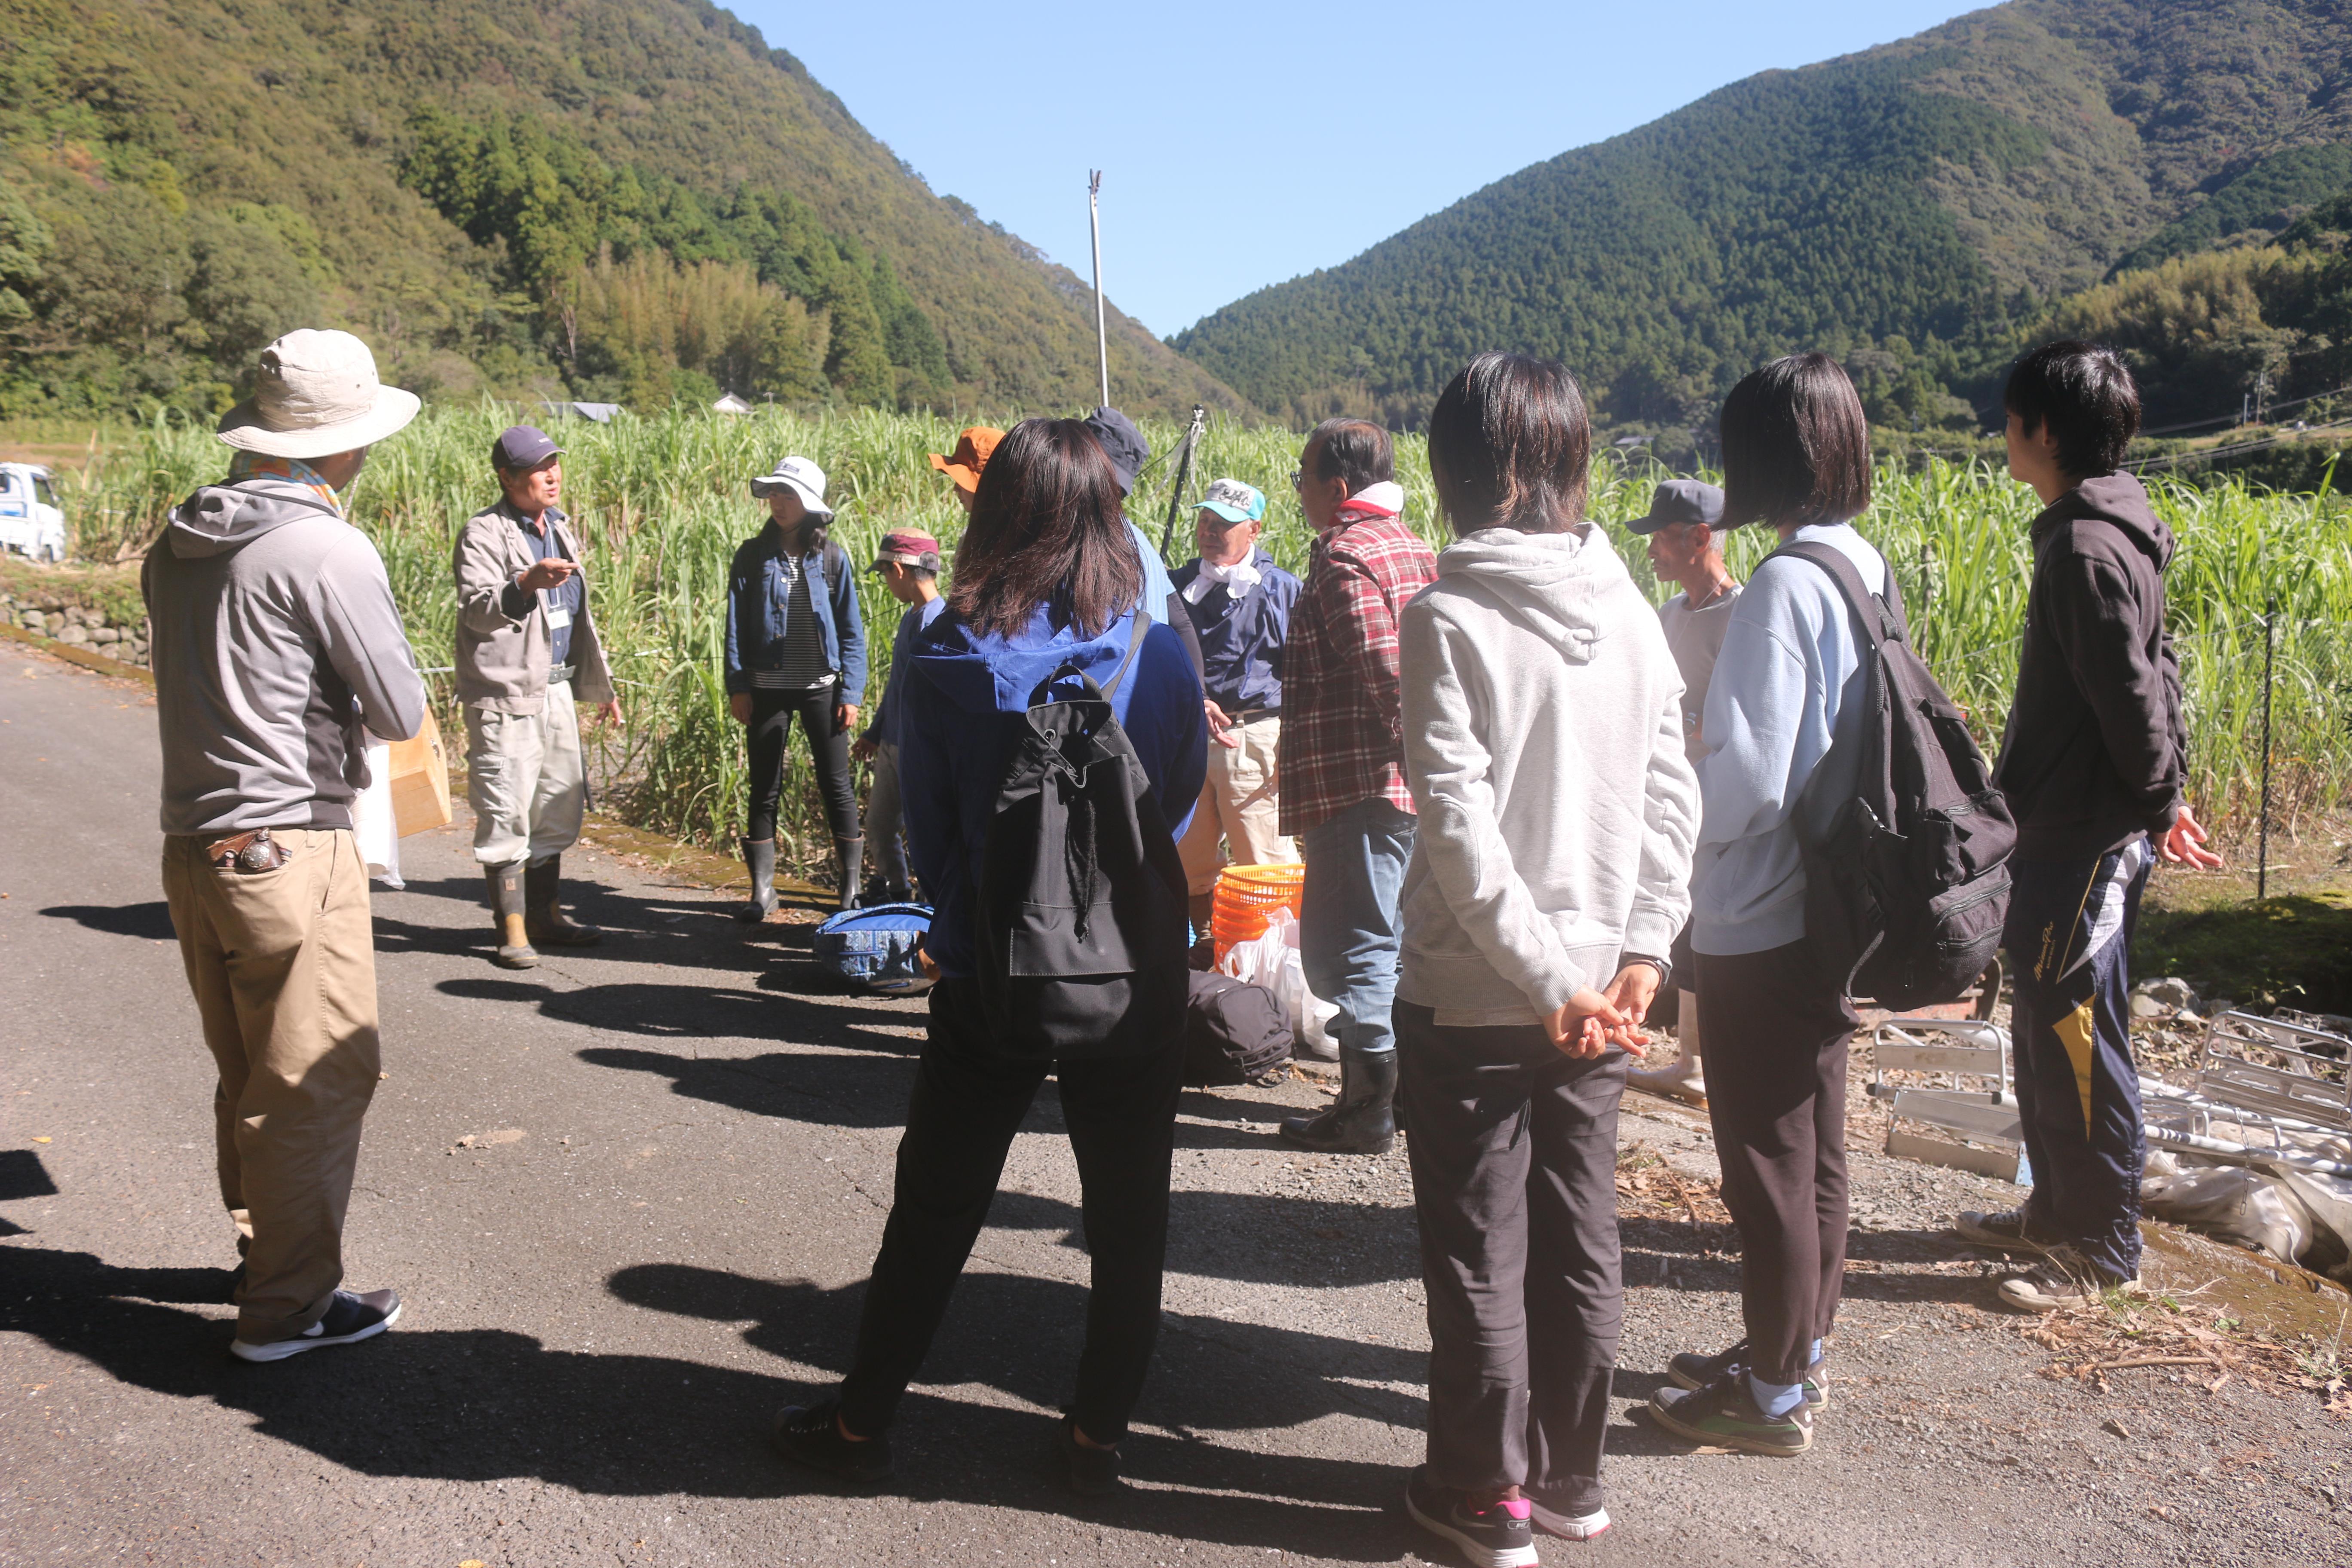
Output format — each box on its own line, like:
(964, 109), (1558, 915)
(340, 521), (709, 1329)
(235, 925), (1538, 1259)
(1, 645), (2343, 1568)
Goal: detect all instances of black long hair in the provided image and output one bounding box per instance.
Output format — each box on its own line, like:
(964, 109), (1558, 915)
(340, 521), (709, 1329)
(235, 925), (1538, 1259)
(949, 418), (1142, 640)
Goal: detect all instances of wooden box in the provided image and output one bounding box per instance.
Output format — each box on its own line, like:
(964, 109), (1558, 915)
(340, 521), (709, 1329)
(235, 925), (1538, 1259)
(386, 708), (453, 836)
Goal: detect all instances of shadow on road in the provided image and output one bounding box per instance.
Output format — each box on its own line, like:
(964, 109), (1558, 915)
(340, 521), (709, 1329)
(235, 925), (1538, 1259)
(0, 1242), (1417, 1560)
(37, 901), (176, 941)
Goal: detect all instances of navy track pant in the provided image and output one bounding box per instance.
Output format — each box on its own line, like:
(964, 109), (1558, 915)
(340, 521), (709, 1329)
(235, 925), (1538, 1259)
(2005, 836), (2151, 1282)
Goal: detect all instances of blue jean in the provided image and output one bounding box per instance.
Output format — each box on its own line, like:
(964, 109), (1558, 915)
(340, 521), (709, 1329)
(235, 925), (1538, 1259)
(1298, 796), (1416, 1057)
(2007, 837), (2152, 1281)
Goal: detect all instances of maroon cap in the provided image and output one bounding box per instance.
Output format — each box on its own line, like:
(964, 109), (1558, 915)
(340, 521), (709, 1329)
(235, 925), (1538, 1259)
(872, 530), (942, 570)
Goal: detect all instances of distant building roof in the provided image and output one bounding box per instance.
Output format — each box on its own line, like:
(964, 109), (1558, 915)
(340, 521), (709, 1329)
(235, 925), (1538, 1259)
(540, 400), (625, 423)
(712, 393), (753, 414)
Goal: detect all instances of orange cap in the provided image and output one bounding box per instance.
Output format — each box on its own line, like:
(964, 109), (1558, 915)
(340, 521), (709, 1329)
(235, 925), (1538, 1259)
(927, 426), (1003, 494)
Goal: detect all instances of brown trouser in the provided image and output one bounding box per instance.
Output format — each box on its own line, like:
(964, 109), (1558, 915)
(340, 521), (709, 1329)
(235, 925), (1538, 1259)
(1693, 939), (1857, 1386)
(161, 827), (381, 1342)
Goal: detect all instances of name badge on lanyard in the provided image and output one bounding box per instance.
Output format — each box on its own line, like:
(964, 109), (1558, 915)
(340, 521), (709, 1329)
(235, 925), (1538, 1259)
(542, 597), (572, 631)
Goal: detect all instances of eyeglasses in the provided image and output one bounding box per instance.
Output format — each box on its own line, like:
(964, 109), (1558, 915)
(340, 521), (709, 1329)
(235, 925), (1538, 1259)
(1289, 468), (1304, 489)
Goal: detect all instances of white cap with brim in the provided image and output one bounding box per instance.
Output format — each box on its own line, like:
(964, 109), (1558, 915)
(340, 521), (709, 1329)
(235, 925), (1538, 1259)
(750, 455), (835, 519)
(215, 329), (421, 459)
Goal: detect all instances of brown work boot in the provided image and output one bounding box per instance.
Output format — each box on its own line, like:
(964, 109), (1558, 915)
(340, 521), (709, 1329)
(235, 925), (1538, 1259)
(486, 861), (537, 969)
(525, 855), (602, 947)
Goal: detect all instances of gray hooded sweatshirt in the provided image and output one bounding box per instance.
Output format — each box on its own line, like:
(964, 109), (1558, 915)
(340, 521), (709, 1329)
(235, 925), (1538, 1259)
(143, 477), (426, 836)
(1396, 524), (1699, 1027)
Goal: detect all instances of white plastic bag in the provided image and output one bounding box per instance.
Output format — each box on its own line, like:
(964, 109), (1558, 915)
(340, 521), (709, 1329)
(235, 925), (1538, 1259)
(1219, 911), (1340, 1060)
(353, 731), (404, 889)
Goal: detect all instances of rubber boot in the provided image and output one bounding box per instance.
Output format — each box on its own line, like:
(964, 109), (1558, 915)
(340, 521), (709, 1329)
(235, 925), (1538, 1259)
(525, 856), (602, 948)
(485, 861), (537, 970)
(738, 837), (778, 923)
(1279, 1042), (1397, 1155)
(1627, 987), (1706, 1106)
(834, 836), (864, 913)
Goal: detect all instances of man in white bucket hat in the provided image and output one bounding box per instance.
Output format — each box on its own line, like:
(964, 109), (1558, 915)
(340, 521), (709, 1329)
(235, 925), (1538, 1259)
(145, 328), (427, 1363)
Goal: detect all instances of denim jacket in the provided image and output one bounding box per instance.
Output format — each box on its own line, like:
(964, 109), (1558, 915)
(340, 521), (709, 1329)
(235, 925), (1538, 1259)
(724, 527), (868, 703)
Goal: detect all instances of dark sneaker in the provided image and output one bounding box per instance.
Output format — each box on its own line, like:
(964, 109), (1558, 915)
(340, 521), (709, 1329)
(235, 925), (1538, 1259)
(770, 1399), (894, 1486)
(1996, 1249), (2140, 1314)
(1667, 1338), (1828, 1409)
(1528, 1496), (1611, 1541)
(1649, 1374), (1813, 1457)
(228, 1288), (400, 1362)
(1404, 1465), (1538, 1568)
(1954, 1207), (2062, 1255)
(1051, 1415), (1121, 1497)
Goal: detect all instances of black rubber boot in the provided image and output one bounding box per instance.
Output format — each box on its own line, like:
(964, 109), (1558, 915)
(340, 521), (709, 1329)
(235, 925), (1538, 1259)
(738, 837), (778, 923)
(485, 862), (537, 969)
(1279, 1042), (1397, 1155)
(525, 856), (601, 948)
(833, 836), (864, 912)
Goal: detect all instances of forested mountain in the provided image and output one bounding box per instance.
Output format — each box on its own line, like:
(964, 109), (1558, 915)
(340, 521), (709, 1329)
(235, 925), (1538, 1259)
(1172, 0), (2352, 432)
(0, 0), (1244, 419)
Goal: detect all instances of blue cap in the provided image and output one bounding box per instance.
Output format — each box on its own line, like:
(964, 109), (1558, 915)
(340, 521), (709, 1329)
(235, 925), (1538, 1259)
(491, 425), (562, 472)
(1624, 478), (1724, 535)
(1195, 477), (1266, 524)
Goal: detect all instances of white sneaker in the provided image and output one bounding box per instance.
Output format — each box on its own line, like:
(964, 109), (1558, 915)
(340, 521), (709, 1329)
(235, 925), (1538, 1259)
(1996, 1253), (2138, 1314)
(1530, 1499), (1611, 1540)
(230, 1288), (402, 1362)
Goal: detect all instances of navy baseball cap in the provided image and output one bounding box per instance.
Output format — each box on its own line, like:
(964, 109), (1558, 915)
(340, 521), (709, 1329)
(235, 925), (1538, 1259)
(1624, 478), (1725, 535)
(491, 425), (562, 472)
(1082, 406), (1149, 495)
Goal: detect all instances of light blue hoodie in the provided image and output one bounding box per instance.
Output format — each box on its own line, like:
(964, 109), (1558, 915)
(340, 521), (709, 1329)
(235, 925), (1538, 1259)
(1690, 521), (1887, 956)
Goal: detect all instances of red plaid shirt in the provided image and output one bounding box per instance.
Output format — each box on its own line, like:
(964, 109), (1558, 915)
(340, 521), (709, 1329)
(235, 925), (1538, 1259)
(1277, 500), (1439, 836)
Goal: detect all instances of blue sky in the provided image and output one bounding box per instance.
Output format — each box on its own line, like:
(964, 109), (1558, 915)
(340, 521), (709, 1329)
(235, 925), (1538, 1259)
(731, 1), (1982, 338)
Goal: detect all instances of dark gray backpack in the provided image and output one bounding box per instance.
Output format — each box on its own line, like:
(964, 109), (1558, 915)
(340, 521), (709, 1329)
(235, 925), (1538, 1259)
(1780, 542), (2015, 1009)
(973, 613), (1188, 1059)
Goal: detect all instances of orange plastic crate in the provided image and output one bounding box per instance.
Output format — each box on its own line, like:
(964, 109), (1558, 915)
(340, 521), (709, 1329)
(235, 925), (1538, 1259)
(1210, 862), (1305, 961)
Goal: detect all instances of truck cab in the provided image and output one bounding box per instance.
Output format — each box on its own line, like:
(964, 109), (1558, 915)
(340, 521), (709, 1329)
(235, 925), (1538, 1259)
(0, 462), (67, 562)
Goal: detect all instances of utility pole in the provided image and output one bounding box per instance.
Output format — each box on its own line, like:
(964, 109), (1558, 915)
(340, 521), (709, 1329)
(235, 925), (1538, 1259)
(1088, 171), (1109, 410)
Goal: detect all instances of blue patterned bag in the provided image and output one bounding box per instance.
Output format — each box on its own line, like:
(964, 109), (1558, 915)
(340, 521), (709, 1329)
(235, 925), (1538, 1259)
(812, 902), (934, 995)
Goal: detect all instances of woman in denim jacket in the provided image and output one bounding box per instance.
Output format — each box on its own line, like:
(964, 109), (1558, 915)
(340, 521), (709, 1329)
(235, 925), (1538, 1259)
(726, 456), (868, 915)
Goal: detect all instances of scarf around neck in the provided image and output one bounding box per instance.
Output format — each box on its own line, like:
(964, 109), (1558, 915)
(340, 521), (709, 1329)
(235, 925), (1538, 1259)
(1184, 553), (1263, 604)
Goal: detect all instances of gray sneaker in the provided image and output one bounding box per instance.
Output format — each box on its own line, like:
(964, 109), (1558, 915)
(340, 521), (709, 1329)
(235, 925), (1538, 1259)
(229, 1288), (401, 1363)
(1954, 1207), (2062, 1255)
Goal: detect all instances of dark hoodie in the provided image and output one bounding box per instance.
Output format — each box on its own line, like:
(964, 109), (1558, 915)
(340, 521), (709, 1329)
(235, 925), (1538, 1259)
(897, 603), (1206, 980)
(144, 478), (426, 835)
(1991, 472), (2187, 861)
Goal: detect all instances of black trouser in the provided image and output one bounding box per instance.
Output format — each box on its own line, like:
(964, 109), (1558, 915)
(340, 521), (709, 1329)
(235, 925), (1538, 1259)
(837, 977), (1187, 1444)
(1693, 940), (1858, 1387)
(745, 684), (858, 843)
(1396, 1001), (1624, 1517)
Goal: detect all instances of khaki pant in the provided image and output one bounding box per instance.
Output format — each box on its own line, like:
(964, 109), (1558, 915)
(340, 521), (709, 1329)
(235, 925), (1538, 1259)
(466, 678), (584, 867)
(1178, 711), (1296, 896)
(161, 828), (381, 1342)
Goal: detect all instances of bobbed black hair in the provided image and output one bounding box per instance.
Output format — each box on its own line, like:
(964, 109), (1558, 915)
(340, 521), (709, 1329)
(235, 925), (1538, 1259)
(1718, 353), (1873, 528)
(1426, 352), (1592, 536)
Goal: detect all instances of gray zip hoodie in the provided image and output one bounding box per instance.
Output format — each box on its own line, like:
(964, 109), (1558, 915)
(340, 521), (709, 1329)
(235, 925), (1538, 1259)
(143, 477), (426, 835)
(1397, 524), (1699, 1027)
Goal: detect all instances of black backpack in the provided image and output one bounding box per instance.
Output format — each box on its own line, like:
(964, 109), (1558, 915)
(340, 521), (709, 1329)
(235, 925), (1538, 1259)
(1779, 542), (2015, 1009)
(974, 613), (1189, 1059)
(1182, 972), (1294, 1087)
